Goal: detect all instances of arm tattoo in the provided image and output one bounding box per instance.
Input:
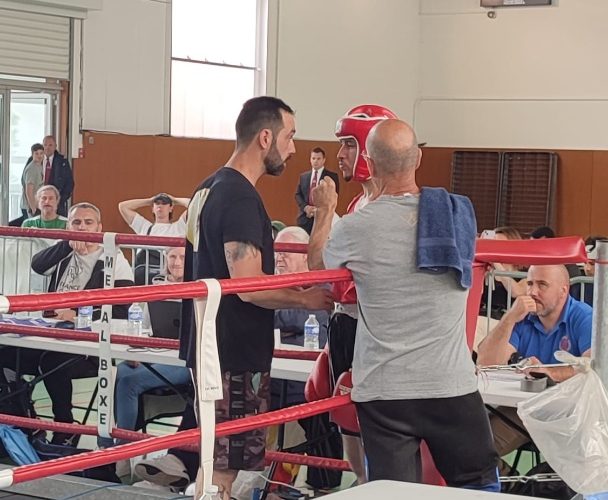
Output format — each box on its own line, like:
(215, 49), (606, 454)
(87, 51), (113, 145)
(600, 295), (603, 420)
(224, 241), (260, 275)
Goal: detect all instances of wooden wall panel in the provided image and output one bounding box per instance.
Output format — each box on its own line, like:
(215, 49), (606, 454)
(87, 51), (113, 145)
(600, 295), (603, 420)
(416, 147), (452, 189)
(72, 133), (606, 239)
(555, 151), (593, 237)
(73, 132), (362, 233)
(416, 147), (600, 239)
(590, 151), (608, 237)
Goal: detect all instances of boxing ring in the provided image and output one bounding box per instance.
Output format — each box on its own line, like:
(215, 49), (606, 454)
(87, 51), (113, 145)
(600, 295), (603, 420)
(0, 225), (603, 497)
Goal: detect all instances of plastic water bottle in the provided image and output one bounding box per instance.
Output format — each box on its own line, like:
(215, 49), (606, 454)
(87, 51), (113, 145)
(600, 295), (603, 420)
(304, 314), (320, 350)
(127, 303), (144, 336)
(76, 305), (93, 329)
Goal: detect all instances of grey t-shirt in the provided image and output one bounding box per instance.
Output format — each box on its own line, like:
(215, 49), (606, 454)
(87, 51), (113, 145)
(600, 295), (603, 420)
(21, 161), (44, 214)
(323, 194), (478, 402)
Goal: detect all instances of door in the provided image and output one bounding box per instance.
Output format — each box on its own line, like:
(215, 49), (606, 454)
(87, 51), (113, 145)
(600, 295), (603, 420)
(0, 85), (58, 224)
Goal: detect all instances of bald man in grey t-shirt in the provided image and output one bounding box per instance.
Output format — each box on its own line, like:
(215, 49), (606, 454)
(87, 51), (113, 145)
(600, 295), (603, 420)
(314, 118), (499, 490)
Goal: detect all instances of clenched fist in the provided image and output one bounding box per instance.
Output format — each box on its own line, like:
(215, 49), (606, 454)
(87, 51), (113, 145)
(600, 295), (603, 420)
(505, 295), (537, 323)
(311, 177), (338, 212)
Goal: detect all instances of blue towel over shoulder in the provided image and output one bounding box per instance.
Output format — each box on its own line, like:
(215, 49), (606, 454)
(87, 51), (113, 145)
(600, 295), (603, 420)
(417, 187), (477, 289)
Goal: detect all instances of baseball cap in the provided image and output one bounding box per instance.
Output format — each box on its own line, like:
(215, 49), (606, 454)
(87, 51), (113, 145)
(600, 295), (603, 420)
(153, 193), (172, 205)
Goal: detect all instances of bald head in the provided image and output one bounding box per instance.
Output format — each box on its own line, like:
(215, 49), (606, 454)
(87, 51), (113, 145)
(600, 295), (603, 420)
(527, 264), (570, 287)
(365, 119), (420, 176)
(526, 264), (570, 319)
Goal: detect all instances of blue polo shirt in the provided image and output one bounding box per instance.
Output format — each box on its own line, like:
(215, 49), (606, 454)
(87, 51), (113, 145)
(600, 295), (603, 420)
(509, 296), (592, 364)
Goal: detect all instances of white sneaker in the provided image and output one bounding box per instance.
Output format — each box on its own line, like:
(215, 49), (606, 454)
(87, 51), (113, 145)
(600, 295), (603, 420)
(134, 454), (190, 489)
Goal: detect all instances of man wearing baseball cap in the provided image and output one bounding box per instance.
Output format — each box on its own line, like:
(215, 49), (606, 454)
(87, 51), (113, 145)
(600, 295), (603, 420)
(119, 193), (190, 283)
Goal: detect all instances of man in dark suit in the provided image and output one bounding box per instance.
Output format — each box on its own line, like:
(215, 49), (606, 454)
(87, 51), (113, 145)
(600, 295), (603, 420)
(41, 135), (74, 216)
(295, 147), (339, 234)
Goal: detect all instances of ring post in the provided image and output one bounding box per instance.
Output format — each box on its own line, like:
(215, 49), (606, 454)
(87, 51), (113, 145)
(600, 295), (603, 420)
(592, 240), (608, 387)
(194, 279), (223, 499)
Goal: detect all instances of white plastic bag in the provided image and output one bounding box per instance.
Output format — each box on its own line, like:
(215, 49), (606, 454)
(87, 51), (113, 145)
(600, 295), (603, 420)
(517, 369), (608, 495)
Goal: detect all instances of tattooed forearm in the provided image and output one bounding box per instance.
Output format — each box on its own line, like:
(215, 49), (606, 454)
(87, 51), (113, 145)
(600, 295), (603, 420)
(224, 241), (260, 275)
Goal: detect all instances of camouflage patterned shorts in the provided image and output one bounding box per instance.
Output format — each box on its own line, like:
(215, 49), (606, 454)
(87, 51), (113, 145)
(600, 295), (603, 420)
(214, 371), (271, 471)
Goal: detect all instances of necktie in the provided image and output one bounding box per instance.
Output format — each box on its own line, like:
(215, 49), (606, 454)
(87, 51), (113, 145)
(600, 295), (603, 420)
(44, 158), (52, 184)
(309, 170), (319, 205)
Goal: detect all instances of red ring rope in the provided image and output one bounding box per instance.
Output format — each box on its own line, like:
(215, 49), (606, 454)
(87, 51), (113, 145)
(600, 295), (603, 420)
(0, 229), (591, 486)
(0, 416), (351, 471)
(0, 323), (178, 349)
(0, 323), (321, 360)
(0, 226), (309, 254)
(2, 269), (352, 313)
(3, 394), (351, 485)
(265, 451), (351, 472)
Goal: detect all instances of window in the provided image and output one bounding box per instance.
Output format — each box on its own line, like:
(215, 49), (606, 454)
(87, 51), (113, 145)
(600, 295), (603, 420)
(170, 0), (267, 139)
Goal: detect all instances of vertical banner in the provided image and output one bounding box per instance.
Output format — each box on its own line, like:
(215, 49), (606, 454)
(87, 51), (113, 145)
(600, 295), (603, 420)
(194, 279), (223, 497)
(97, 232), (117, 440)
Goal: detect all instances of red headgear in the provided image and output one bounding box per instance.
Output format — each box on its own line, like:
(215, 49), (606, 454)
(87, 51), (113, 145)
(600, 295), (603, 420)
(334, 104), (398, 182)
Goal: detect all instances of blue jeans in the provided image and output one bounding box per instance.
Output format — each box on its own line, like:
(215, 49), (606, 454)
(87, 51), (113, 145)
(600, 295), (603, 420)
(98, 362), (191, 448)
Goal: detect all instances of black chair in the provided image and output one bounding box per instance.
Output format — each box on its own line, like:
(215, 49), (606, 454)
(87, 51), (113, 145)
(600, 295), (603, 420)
(509, 441), (542, 476)
(134, 383), (193, 433)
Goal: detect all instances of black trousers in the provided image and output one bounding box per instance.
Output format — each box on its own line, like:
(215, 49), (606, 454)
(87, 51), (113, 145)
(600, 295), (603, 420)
(40, 352), (99, 423)
(0, 347), (98, 423)
(171, 401), (199, 480)
(356, 391), (499, 489)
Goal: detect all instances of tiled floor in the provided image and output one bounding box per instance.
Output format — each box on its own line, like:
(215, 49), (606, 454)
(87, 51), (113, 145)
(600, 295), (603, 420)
(31, 377), (181, 450)
(29, 379), (533, 498)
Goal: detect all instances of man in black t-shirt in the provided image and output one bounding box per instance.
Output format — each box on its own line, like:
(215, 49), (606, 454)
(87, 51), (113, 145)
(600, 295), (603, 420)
(135, 97), (333, 498)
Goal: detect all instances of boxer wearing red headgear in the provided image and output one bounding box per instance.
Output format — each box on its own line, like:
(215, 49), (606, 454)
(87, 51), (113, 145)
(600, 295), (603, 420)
(306, 104), (397, 485)
(335, 104), (399, 183)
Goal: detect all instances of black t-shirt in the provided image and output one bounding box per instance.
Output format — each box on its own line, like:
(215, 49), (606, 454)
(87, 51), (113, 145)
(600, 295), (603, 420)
(179, 167), (275, 372)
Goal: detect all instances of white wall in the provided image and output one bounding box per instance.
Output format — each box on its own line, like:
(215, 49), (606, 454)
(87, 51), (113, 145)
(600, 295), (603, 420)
(78, 0), (419, 142)
(417, 0), (608, 149)
(77, 0), (608, 149)
(81, 0), (170, 135)
(271, 0), (420, 140)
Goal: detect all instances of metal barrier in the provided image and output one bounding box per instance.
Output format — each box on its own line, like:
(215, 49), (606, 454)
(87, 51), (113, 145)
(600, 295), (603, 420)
(0, 236), (51, 297)
(0, 238), (172, 296)
(120, 244), (168, 285)
(483, 267), (593, 318)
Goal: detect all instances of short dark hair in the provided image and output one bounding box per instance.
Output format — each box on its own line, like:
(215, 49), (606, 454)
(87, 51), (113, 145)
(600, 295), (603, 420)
(235, 96), (294, 148)
(311, 147), (325, 157)
(31, 143), (43, 154)
(530, 226), (555, 239)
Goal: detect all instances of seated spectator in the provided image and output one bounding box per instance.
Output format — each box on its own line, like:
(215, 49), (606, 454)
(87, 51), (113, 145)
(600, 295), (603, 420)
(21, 185), (67, 229)
(272, 226), (329, 408)
(481, 226), (524, 318)
(271, 220), (287, 240)
(476, 264), (591, 472)
(529, 226), (555, 239)
(9, 143), (44, 227)
(0, 202), (134, 446)
(100, 247), (190, 480)
(582, 236), (606, 306)
(118, 193), (189, 284)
